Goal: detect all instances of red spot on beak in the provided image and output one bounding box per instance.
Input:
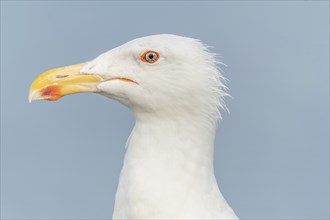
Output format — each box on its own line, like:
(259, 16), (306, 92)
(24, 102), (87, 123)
(41, 85), (61, 101)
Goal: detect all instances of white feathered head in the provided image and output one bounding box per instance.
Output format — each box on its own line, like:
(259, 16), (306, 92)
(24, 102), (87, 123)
(29, 34), (228, 123)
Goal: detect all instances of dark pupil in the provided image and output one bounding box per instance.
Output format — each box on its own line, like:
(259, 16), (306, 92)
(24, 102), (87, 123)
(148, 53), (154, 60)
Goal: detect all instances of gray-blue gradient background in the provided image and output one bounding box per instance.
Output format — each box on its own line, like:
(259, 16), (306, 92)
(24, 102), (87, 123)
(1, 1), (329, 219)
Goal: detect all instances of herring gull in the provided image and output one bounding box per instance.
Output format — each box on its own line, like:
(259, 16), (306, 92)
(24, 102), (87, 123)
(29, 34), (238, 219)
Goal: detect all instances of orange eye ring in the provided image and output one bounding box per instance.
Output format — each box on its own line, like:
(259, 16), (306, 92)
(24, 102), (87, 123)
(140, 50), (160, 63)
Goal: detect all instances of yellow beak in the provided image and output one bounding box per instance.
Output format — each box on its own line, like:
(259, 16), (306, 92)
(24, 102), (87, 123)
(29, 63), (107, 102)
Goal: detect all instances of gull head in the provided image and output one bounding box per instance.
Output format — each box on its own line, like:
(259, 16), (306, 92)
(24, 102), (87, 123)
(29, 34), (228, 121)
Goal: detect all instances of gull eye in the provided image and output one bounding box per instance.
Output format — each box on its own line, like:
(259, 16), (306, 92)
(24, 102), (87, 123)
(141, 50), (159, 63)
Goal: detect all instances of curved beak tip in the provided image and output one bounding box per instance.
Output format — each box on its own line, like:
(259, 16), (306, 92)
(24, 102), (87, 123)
(28, 90), (37, 103)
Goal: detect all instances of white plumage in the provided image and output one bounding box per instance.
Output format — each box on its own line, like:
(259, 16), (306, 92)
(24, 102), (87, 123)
(87, 34), (237, 219)
(30, 34), (238, 219)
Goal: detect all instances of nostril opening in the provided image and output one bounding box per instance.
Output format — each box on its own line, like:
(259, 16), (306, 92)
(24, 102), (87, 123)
(56, 75), (69, 78)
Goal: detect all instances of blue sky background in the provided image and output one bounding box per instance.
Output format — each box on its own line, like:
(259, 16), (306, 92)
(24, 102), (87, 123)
(1, 1), (329, 219)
